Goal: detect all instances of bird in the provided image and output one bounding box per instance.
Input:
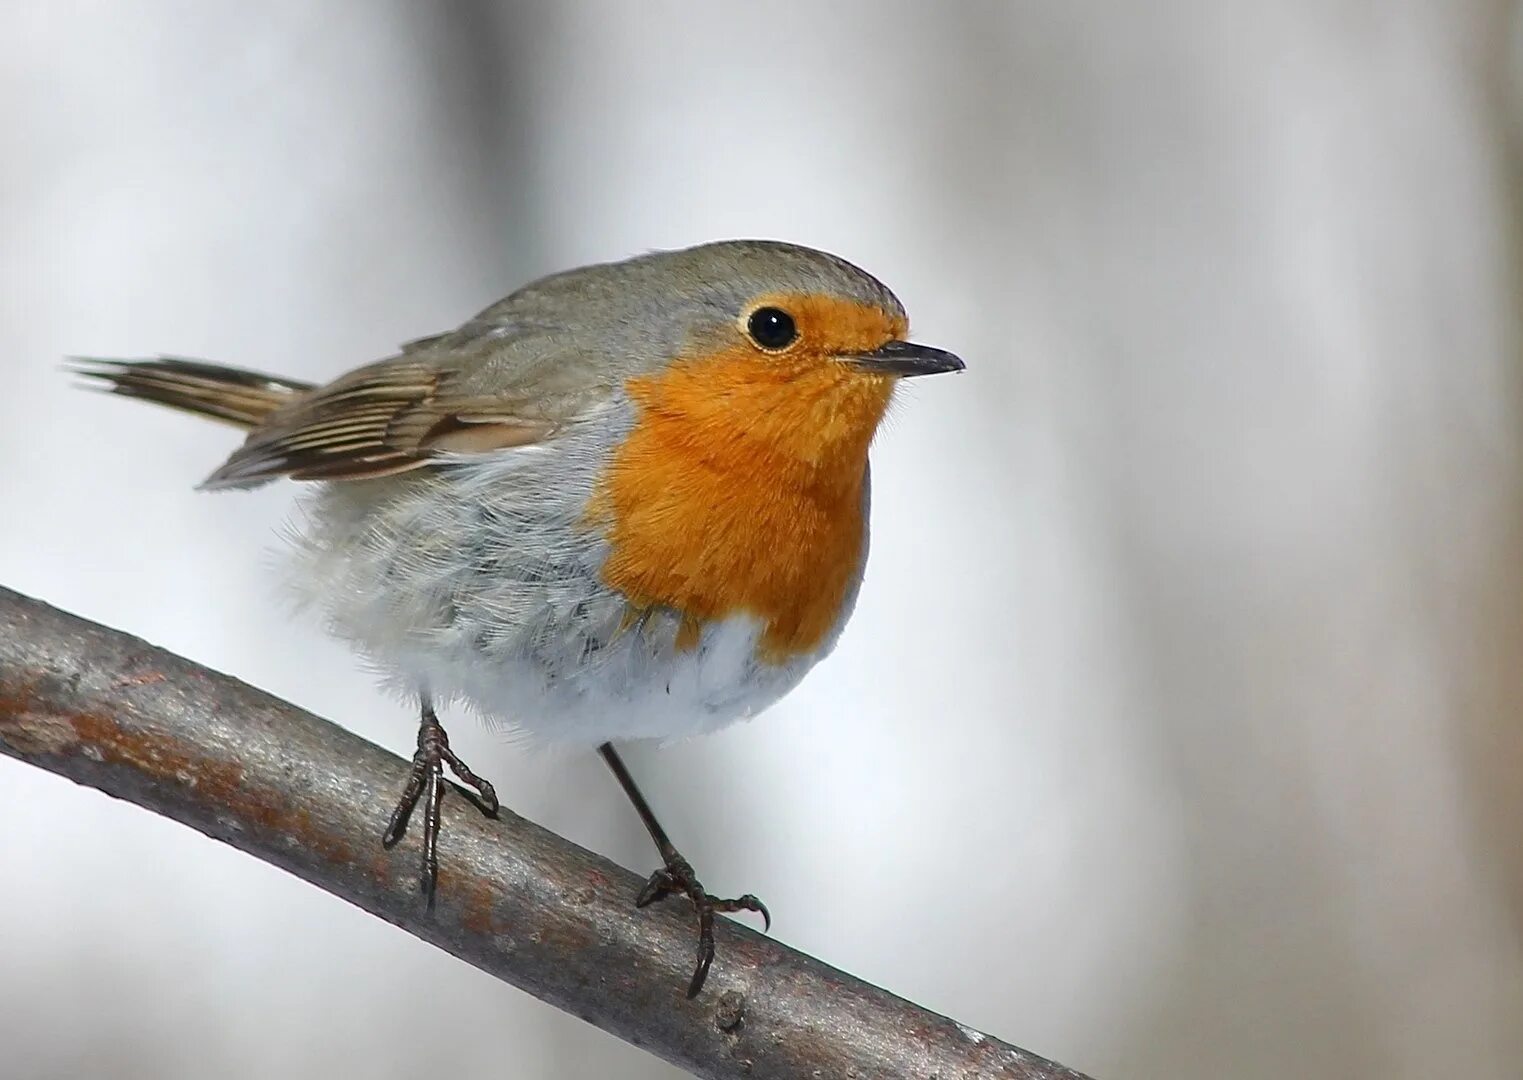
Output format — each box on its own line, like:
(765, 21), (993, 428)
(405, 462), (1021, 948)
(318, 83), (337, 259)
(70, 238), (964, 997)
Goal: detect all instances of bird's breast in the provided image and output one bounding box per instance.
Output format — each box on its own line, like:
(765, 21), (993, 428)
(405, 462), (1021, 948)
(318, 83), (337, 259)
(587, 364), (882, 664)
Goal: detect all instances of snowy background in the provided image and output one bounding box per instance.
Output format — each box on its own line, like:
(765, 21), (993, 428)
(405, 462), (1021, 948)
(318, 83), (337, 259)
(3, 4), (1523, 1078)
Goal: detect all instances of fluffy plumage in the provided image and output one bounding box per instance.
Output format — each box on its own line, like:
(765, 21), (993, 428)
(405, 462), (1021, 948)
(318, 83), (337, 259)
(73, 239), (928, 745)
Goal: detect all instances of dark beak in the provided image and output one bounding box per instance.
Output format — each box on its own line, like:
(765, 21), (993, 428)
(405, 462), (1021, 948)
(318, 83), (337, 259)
(846, 340), (965, 377)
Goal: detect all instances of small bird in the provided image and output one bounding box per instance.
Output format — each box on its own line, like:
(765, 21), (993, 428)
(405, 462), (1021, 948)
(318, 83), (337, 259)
(72, 239), (963, 996)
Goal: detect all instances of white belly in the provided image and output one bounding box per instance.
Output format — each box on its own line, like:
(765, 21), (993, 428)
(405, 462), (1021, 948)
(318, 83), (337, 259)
(280, 437), (854, 747)
(379, 605), (821, 746)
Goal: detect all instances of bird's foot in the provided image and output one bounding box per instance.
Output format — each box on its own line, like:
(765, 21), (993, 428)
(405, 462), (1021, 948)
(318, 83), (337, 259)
(635, 852), (770, 998)
(382, 707), (498, 909)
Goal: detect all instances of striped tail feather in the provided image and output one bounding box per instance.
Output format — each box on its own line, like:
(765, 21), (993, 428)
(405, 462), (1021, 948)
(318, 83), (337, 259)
(67, 357), (315, 430)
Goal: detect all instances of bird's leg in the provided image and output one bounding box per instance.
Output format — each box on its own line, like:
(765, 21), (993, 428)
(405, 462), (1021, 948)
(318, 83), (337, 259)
(382, 693), (499, 910)
(597, 743), (769, 998)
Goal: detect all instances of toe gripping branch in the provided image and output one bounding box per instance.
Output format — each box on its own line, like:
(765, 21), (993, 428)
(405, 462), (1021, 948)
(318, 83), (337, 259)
(598, 743), (770, 998)
(382, 697), (499, 909)
(636, 852), (770, 998)
(379, 712), (767, 996)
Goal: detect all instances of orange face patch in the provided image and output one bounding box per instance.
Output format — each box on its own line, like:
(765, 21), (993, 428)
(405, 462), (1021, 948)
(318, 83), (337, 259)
(589, 294), (906, 662)
(740, 291), (908, 359)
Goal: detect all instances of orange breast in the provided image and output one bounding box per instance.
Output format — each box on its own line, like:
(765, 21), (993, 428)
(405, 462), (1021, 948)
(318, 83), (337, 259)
(588, 336), (897, 663)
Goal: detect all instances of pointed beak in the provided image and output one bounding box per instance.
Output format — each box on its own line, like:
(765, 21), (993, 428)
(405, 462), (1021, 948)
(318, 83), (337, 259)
(844, 340), (966, 377)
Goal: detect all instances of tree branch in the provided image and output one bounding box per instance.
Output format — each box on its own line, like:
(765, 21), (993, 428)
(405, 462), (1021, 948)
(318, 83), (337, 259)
(0, 586), (1092, 1080)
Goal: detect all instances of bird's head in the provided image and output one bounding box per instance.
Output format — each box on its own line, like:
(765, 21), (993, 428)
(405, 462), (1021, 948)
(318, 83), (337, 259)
(587, 240), (963, 481)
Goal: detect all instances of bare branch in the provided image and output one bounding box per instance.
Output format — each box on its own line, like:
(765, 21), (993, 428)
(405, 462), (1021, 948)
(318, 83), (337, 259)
(0, 586), (1093, 1080)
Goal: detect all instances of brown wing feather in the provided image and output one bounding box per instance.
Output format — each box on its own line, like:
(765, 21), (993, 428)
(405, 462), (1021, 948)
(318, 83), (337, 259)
(200, 358), (553, 490)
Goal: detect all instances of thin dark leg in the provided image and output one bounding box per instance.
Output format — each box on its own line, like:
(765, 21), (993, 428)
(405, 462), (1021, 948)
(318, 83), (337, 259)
(598, 743), (769, 998)
(383, 693), (499, 910)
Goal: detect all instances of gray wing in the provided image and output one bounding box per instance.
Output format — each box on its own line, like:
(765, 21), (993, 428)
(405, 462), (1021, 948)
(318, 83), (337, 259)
(201, 320), (608, 490)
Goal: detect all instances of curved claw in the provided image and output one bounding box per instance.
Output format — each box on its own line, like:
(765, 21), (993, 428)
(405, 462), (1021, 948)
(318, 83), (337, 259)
(708, 893), (770, 932)
(636, 868), (677, 908)
(628, 859), (769, 997)
(381, 807), (408, 850)
(686, 943), (715, 1000)
(735, 894), (770, 934)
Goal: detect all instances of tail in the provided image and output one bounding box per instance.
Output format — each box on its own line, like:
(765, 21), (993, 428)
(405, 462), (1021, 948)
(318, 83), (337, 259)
(68, 356), (315, 430)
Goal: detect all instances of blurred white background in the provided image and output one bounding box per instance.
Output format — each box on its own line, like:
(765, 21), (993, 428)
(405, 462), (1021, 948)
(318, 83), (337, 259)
(4, 3), (1523, 1078)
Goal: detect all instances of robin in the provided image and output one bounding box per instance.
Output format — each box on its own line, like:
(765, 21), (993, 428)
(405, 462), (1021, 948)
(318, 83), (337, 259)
(72, 239), (964, 996)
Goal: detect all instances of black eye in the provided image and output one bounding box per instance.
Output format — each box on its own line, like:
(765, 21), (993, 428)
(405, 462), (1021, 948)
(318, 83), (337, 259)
(746, 306), (798, 351)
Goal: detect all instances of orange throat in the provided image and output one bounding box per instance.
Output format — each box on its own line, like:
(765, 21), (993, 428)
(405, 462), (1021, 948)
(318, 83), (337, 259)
(590, 349), (896, 663)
